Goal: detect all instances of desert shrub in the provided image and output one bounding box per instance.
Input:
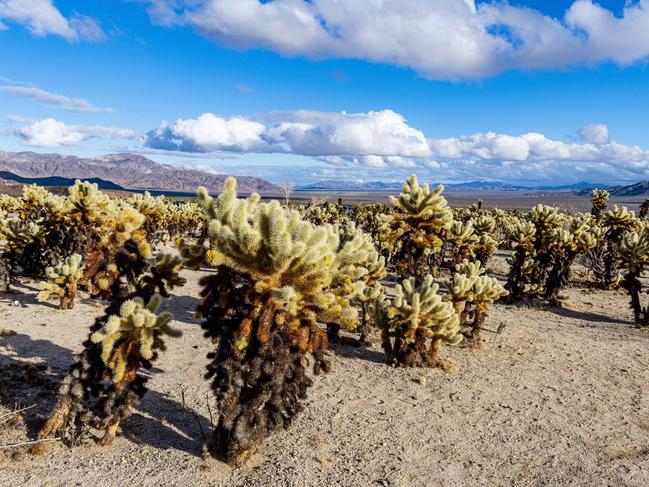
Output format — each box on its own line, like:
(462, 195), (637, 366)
(188, 177), (365, 465)
(371, 274), (462, 368)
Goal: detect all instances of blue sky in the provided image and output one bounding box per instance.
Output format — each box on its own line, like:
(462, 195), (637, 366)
(1, 0), (649, 185)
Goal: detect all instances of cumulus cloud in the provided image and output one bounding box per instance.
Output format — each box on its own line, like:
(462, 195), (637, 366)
(144, 0), (649, 80)
(15, 118), (137, 148)
(0, 84), (115, 112)
(145, 113), (275, 152)
(579, 124), (609, 145)
(145, 109), (430, 165)
(428, 127), (644, 165)
(143, 110), (649, 183)
(0, 0), (104, 41)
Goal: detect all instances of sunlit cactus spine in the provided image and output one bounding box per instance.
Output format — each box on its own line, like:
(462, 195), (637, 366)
(386, 174), (453, 278)
(193, 177), (362, 466)
(371, 274), (462, 368)
(37, 253), (85, 309)
(614, 231), (649, 325)
(39, 252), (185, 446)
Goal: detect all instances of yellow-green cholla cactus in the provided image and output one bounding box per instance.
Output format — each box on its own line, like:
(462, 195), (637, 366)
(614, 231), (649, 325)
(386, 174), (453, 277)
(590, 189), (609, 220)
(193, 176), (371, 465)
(38, 253), (85, 309)
(372, 274), (462, 368)
(469, 275), (508, 343)
(91, 294), (180, 383)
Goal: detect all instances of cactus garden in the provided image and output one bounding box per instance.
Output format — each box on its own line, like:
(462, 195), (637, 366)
(2, 178), (649, 486)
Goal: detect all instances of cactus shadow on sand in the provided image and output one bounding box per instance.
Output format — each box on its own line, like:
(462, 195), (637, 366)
(120, 388), (211, 457)
(328, 341), (386, 365)
(0, 333), (73, 438)
(545, 305), (632, 326)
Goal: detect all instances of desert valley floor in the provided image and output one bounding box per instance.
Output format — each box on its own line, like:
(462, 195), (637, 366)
(1, 254), (649, 487)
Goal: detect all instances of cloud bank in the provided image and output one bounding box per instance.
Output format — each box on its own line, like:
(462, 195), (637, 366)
(0, 0), (104, 41)
(15, 118), (137, 147)
(140, 109), (649, 182)
(145, 0), (649, 80)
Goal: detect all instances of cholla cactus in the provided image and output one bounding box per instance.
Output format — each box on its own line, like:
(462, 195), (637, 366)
(469, 276), (508, 343)
(591, 189), (609, 220)
(128, 192), (168, 244)
(386, 175), (453, 277)
(470, 215), (498, 264)
(164, 201), (206, 239)
(193, 177), (366, 465)
(327, 221), (386, 345)
(304, 201), (344, 225)
(614, 231), (649, 325)
(596, 206), (640, 288)
(85, 206), (152, 298)
(446, 220), (478, 266)
(505, 220), (536, 301)
(37, 254), (85, 309)
(446, 272), (476, 323)
(542, 216), (597, 302)
(371, 275), (462, 368)
(39, 253), (185, 446)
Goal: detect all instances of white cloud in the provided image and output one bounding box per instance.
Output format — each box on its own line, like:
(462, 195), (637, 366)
(145, 0), (649, 80)
(146, 113), (274, 152)
(579, 124), (609, 145)
(15, 118), (137, 148)
(263, 110), (430, 157)
(428, 126), (644, 165)
(0, 84), (115, 112)
(0, 0), (104, 41)
(143, 110), (649, 183)
(145, 109), (430, 165)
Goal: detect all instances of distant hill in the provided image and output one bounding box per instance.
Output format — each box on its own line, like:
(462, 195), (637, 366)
(0, 151), (277, 193)
(0, 171), (124, 190)
(599, 181), (649, 197)
(297, 179), (604, 192)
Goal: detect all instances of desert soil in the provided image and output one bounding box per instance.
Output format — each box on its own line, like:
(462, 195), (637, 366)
(1, 253), (649, 487)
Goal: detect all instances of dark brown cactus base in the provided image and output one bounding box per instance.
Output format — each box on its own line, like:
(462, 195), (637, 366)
(199, 269), (329, 466)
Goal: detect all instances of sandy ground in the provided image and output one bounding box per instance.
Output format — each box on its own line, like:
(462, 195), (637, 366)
(1, 254), (649, 487)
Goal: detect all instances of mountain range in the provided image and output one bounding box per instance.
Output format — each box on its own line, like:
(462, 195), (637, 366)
(296, 180), (606, 192)
(0, 151), (276, 193)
